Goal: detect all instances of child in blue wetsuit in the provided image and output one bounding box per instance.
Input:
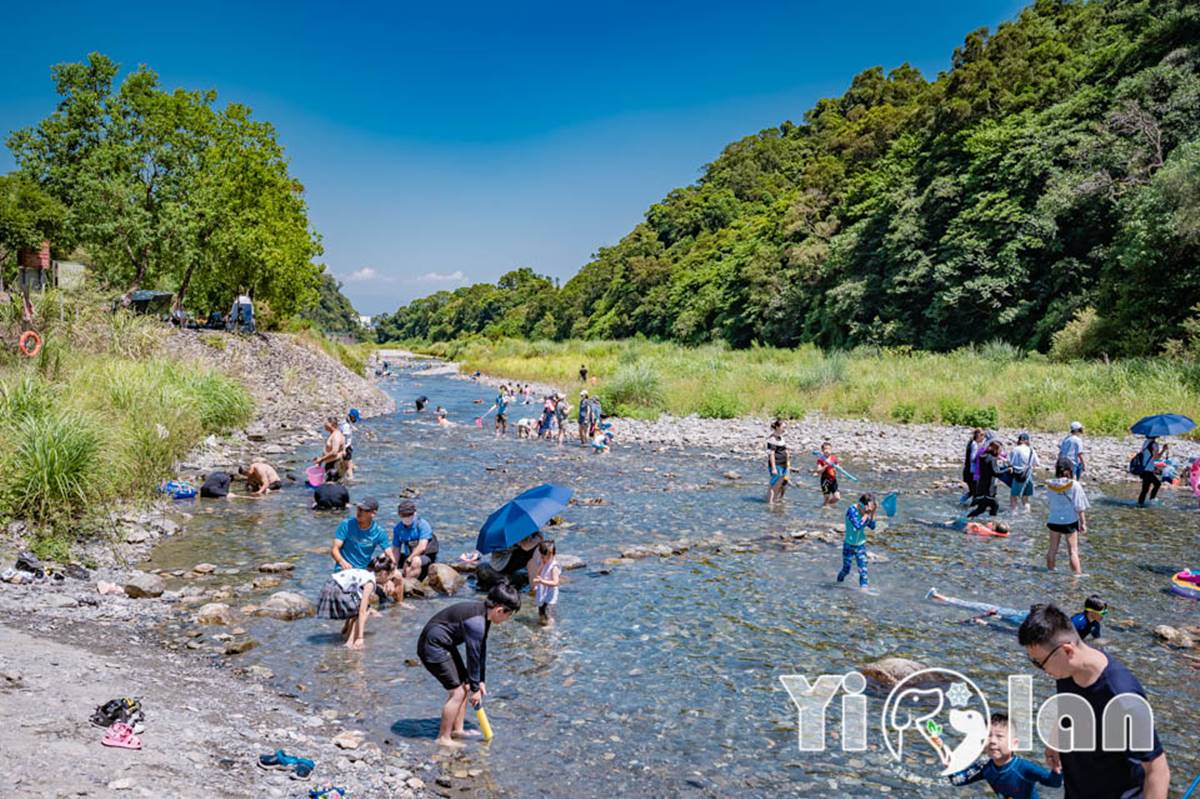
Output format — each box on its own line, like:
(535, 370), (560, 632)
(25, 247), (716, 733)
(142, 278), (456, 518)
(837, 493), (876, 589)
(1071, 595), (1106, 640)
(950, 712), (1062, 799)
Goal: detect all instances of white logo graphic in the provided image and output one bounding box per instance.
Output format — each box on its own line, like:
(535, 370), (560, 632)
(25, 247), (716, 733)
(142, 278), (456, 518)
(881, 669), (989, 776)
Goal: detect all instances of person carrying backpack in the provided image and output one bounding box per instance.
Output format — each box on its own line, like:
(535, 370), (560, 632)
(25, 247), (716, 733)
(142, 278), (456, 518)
(1131, 437), (1167, 507)
(1007, 432), (1040, 513)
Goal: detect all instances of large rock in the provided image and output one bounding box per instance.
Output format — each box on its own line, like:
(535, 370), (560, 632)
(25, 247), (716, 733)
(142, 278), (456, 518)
(332, 730), (366, 750)
(195, 602), (235, 625)
(860, 657), (929, 688)
(124, 572), (165, 599)
(258, 562), (295, 573)
(402, 578), (431, 599)
(425, 563), (466, 595)
(1154, 625), (1195, 649)
(557, 554), (586, 571)
(254, 591), (315, 620)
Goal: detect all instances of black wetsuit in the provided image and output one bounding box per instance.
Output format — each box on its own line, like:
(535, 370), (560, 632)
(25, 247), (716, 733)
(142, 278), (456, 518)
(968, 454), (999, 517)
(313, 483), (350, 510)
(415, 395), (428, 412)
(417, 600), (490, 691)
(200, 471), (231, 498)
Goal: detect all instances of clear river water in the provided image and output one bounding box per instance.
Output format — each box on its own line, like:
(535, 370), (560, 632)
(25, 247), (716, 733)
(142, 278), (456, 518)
(147, 367), (1200, 797)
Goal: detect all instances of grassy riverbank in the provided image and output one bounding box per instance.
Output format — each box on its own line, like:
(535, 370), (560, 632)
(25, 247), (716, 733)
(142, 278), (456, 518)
(0, 292), (252, 558)
(405, 337), (1200, 435)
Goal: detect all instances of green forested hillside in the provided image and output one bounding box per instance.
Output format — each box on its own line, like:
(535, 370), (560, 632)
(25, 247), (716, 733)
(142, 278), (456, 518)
(377, 0), (1200, 357)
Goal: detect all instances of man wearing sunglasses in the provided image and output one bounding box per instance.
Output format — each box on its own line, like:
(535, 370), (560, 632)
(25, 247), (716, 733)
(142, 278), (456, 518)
(1017, 604), (1169, 798)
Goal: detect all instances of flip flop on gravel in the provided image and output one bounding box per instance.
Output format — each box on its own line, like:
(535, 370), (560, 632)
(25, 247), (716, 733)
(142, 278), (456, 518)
(101, 722), (143, 750)
(289, 758), (316, 780)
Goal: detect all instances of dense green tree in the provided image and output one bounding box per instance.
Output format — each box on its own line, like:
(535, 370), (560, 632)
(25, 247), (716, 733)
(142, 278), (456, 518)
(0, 173), (67, 276)
(301, 273), (363, 338)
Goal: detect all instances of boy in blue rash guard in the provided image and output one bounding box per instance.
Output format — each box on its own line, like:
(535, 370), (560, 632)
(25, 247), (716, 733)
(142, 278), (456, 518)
(1071, 595), (1106, 640)
(949, 712), (1062, 799)
(837, 493), (876, 589)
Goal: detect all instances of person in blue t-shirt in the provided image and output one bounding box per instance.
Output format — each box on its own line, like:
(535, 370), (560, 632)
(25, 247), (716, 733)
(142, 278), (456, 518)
(949, 711), (1062, 799)
(391, 499), (438, 580)
(331, 496), (389, 571)
(1018, 603), (1169, 799)
(487, 385), (511, 437)
(1071, 595), (1106, 641)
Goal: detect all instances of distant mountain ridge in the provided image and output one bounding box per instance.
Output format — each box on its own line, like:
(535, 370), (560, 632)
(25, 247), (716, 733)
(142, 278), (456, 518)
(376, 0), (1200, 356)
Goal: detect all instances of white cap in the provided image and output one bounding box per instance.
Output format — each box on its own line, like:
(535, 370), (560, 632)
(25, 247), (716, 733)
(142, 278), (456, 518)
(1070, 421), (1083, 432)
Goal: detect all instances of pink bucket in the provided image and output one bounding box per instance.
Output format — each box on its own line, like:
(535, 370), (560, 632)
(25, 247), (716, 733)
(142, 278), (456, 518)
(305, 464), (326, 487)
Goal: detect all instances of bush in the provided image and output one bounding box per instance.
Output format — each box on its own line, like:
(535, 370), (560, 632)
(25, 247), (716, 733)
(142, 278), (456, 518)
(978, 339), (1023, 362)
(772, 399), (807, 420)
(1049, 307), (1106, 362)
(2, 410), (102, 526)
(600, 362), (664, 412)
(697, 391), (742, 419)
(890, 402), (916, 423)
(939, 399), (998, 428)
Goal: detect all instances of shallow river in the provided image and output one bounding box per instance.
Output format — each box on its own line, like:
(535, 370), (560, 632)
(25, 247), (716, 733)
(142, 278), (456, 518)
(148, 368), (1200, 797)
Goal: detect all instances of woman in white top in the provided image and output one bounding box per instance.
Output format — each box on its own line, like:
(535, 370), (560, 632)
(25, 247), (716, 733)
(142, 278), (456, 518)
(1044, 459), (1090, 575)
(1007, 432), (1040, 513)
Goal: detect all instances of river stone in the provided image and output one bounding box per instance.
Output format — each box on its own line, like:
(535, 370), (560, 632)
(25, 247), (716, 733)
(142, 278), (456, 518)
(192, 563), (217, 575)
(124, 572), (165, 598)
(1153, 625), (1195, 649)
(558, 554), (586, 570)
(196, 603), (235, 625)
(860, 657), (929, 688)
(125, 530), (152, 544)
(224, 638), (258, 655)
(246, 423), (269, 441)
(425, 563), (466, 595)
(253, 575), (283, 589)
(255, 591), (315, 620)
(333, 730), (366, 750)
(402, 578), (430, 598)
(450, 559), (478, 574)
(45, 594), (78, 609)
(259, 562), (295, 573)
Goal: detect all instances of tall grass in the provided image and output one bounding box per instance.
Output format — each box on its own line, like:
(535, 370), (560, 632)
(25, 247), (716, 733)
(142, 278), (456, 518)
(404, 337), (1200, 437)
(0, 294), (257, 556)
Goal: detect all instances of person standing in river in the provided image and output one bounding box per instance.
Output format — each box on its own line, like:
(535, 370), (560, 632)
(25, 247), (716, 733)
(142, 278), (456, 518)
(967, 440), (1003, 518)
(1017, 603), (1169, 798)
(577, 389), (594, 446)
(314, 416), (347, 482)
(1058, 421), (1086, 479)
(579, 364), (588, 382)
(1007, 432), (1039, 513)
(418, 583), (521, 748)
(962, 428), (986, 499)
(766, 419), (789, 507)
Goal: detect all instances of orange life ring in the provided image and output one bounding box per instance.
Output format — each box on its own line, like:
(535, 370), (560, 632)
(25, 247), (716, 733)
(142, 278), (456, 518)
(18, 330), (41, 357)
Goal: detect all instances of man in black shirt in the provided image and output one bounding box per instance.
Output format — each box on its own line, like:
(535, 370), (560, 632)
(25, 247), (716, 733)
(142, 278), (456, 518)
(199, 471), (231, 498)
(417, 583), (520, 748)
(1018, 603), (1169, 798)
(312, 482), (350, 510)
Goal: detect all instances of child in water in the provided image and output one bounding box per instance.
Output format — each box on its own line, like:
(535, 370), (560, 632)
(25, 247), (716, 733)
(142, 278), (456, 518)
(530, 539), (561, 627)
(766, 419), (789, 507)
(837, 493), (876, 590)
(814, 442), (841, 508)
(1072, 594), (1106, 640)
(435, 406), (450, 426)
(948, 712), (1062, 799)
(316, 553), (399, 650)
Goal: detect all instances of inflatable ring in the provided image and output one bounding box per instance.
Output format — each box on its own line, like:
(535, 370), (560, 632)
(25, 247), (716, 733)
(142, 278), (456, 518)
(1170, 571), (1200, 600)
(159, 480), (197, 500)
(18, 330), (41, 358)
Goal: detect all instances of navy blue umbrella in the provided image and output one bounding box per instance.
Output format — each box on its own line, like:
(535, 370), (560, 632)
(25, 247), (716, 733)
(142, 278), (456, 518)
(476, 483), (574, 554)
(1129, 414), (1196, 438)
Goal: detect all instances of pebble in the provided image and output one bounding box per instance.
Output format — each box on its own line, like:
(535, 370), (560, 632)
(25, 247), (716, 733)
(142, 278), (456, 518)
(107, 778), (134, 791)
(333, 730), (366, 749)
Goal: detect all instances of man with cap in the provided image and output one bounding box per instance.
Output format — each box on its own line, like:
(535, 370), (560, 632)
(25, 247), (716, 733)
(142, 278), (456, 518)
(392, 499), (437, 580)
(1058, 422), (1086, 479)
(1008, 432), (1040, 513)
(577, 389), (594, 446)
(331, 496), (389, 571)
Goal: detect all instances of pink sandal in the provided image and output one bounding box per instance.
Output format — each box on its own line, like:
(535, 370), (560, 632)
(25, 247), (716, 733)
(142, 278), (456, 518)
(101, 722), (143, 750)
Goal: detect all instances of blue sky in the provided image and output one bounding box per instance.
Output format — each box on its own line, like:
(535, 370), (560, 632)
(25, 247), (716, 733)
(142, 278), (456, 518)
(0, 0), (1027, 315)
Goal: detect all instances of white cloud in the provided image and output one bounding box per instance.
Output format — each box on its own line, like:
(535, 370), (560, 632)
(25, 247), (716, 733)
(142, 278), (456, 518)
(416, 270), (466, 283)
(345, 267), (379, 282)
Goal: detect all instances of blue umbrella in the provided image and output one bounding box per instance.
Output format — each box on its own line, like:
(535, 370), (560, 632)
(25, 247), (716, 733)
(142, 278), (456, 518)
(1129, 414), (1196, 438)
(476, 483), (574, 554)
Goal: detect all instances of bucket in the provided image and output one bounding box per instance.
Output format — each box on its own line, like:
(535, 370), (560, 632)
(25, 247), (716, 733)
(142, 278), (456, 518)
(305, 464), (326, 487)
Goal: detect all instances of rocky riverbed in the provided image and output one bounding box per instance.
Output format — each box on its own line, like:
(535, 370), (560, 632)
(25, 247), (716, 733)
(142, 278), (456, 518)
(0, 331), (426, 798)
(396, 348), (1195, 485)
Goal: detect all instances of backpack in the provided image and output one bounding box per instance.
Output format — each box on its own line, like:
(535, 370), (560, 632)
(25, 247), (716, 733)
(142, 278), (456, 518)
(1129, 446), (1153, 475)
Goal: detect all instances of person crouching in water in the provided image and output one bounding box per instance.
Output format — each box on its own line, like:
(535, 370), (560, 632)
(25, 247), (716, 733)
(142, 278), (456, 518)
(766, 419), (789, 507)
(417, 583), (521, 748)
(316, 553), (399, 650)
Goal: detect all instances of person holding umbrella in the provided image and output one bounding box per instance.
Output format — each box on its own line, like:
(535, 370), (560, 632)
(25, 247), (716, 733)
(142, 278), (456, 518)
(418, 582), (521, 748)
(1129, 414), (1196, 507)
(473, 483), (573, 591)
